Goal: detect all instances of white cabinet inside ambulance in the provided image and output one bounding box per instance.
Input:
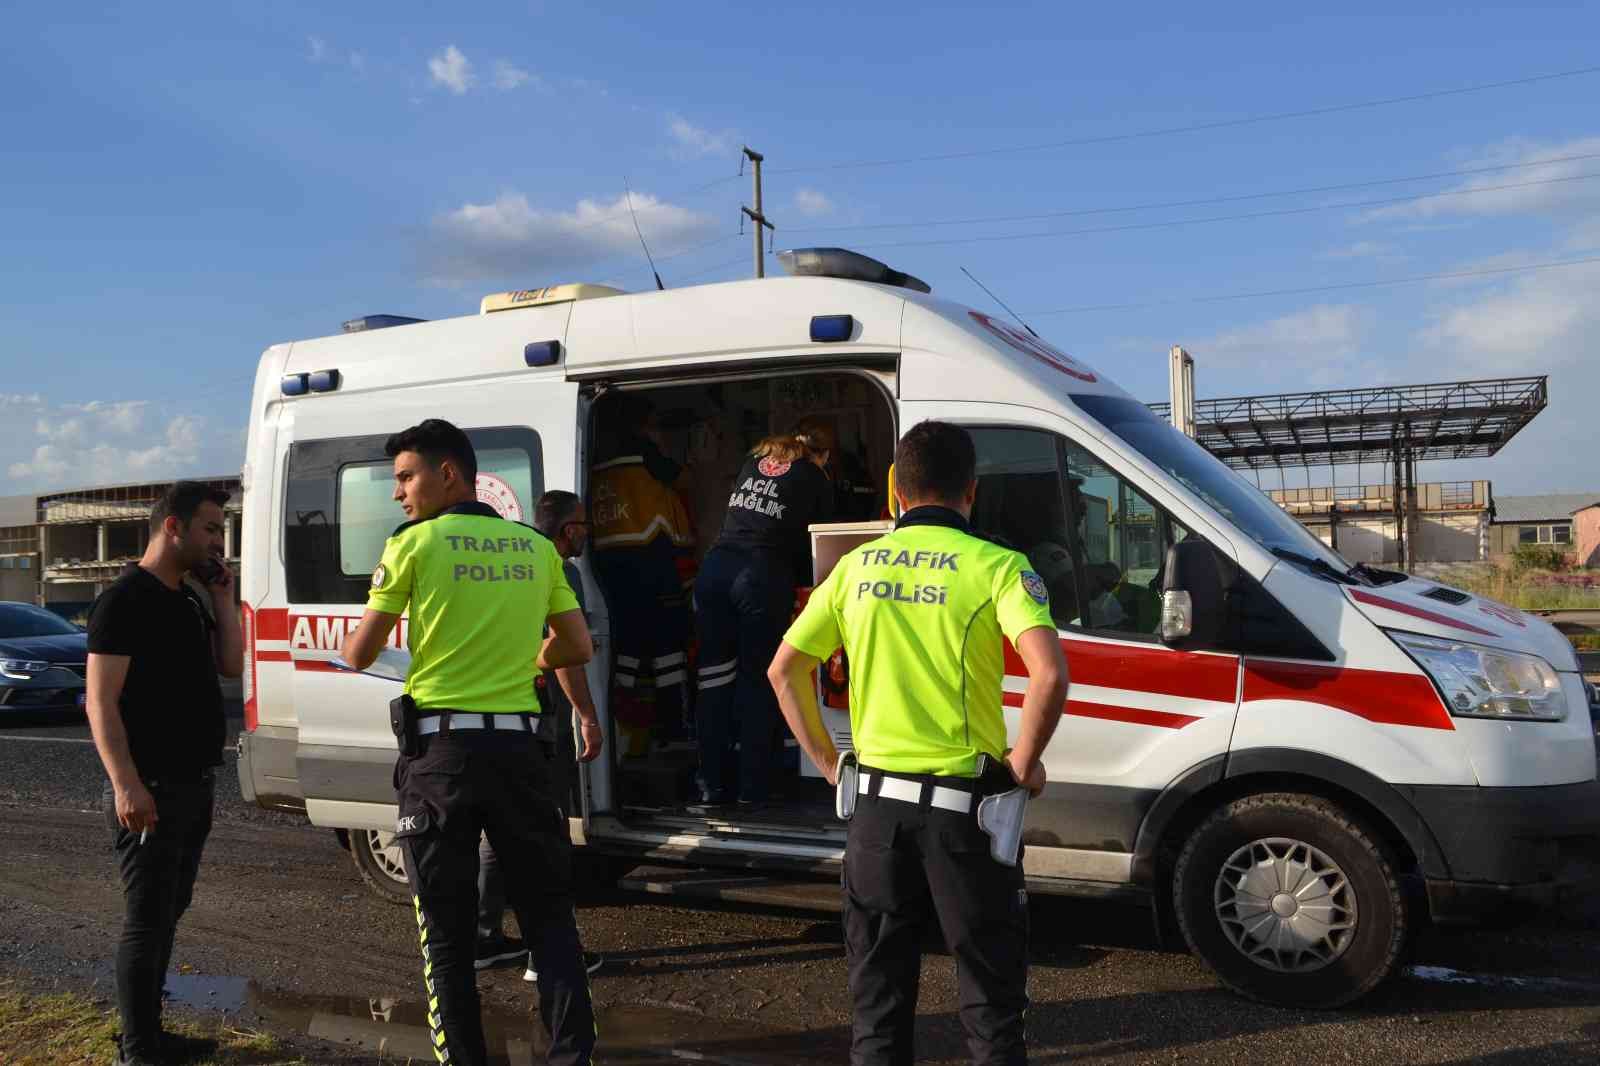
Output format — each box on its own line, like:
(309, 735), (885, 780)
(234, 249), (1600, 1009)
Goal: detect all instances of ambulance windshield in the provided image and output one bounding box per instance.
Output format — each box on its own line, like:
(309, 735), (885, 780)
(1072, 394), (1352, 570)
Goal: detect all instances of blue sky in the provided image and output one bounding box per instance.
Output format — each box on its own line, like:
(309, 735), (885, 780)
(3, 2), (1598, 497)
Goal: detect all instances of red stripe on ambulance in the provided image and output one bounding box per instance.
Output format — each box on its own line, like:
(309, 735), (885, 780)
(1003, 634), (1237, 704)
(1242, 659), (1454, 731)
(1002, 690), (1199, 730)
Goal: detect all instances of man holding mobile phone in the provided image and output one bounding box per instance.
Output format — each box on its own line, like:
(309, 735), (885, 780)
(85, 481), (243, 1066)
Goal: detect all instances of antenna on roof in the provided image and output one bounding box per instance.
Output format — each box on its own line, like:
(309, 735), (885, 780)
(961, 266), (1039, 338)
(623, 177), (666, 291)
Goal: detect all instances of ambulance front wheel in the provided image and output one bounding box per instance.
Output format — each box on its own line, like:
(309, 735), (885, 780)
(1173, 792), (1411, 1008)
(350, 828), (413, 905)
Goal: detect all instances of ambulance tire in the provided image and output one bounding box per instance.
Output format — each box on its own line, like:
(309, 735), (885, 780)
(1174, 792), (1409, 1009)
(349, 828), (413, 905)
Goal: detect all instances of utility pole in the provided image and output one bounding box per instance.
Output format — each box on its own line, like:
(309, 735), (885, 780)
(741, 146), (774, 278)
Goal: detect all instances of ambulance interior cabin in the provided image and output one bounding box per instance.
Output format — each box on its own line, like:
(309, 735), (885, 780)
(586, 370), (896, 826)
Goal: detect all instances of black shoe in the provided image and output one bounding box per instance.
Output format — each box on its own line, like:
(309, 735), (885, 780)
(112, 1035), (164, 1066)
(162, 1029), (220, 1063)
(475, 935), (527, 970)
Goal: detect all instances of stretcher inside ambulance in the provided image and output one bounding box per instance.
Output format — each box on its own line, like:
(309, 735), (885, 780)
(237, 248), (1600, 1008)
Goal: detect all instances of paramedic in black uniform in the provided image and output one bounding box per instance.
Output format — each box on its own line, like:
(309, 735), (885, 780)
(341, 419), (597, 1066)
(86, 481), (243, 1066)
(692, 424), (834, 807)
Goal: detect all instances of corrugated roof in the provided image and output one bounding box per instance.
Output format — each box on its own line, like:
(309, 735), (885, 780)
(1493, 494), (1600, 523)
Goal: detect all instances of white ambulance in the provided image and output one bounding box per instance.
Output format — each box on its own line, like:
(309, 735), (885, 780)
(237, 248), (1599, 1007)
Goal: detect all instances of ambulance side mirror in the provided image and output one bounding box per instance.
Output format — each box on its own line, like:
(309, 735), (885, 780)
(1160, 538), (1228, 648)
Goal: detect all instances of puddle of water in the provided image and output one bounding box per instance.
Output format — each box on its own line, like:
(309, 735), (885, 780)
(163, 972), (251, 1014)
(1406, 964), (1600, 996)
(247, 982), (846, 1065)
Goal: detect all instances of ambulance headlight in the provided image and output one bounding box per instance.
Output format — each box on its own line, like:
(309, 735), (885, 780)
(1389, 632), (1566, 722)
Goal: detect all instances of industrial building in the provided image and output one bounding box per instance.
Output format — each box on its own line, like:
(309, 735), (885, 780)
(0, 478), (240, 624)
(1269, 481), (1493, 564)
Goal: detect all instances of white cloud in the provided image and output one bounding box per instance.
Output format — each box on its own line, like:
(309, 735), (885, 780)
(793, 188), (834, 217)
(666, 114), (731, 158)
(429, 45), (473, 95)
(307, 35), (331, 62)
(1321, 240), (1402, 262)
(2, 397), (239, 493)
(426, 190), (720, 285)
(1190, 304), (1375, 376)
(493, 60), (531, 91)
(1360, 136), (1600, 223)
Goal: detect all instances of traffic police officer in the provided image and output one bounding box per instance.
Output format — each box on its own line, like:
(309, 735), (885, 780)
(342, 419), (597, 1066)
(768, 420), (1069, 1066)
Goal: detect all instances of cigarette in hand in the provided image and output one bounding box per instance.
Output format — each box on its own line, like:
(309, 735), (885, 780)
(139, 828), (148, 846)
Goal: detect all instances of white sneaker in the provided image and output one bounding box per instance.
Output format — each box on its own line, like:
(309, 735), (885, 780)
(523, 951), (602, 983)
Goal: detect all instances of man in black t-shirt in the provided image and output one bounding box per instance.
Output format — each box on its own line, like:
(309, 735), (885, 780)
(86, 481), (243, 1066)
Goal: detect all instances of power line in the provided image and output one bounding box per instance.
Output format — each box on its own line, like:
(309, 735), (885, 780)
(770, 64), (1600, 175)
(844, 171), (1600, 252)
(784, 151), (1600, 234)
(1024, 251), (1600, 316)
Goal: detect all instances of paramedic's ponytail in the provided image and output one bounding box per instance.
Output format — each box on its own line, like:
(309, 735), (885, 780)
(751, 419), (835, 465)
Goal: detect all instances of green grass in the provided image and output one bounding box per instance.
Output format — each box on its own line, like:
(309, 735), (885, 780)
(0, 982), (309, 1066)
(1435, 565), (1600, 612)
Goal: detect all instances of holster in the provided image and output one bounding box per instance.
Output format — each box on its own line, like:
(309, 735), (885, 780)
(834, 751), (860, 822)
(390, 693), (421, 758)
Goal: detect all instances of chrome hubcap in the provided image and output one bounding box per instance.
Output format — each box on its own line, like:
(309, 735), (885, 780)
(366, 830), (408, 884)
(1214, 837), (1356, 973)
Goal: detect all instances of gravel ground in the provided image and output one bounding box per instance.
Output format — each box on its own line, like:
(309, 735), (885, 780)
(5, 710), (1600, 1064)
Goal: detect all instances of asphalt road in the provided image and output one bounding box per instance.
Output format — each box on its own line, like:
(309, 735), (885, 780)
(5, 709), (1600, 1064)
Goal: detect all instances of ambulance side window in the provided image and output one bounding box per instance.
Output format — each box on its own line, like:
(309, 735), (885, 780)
(1059, 438), (1187, 639)
(967, 426), (1187, 639)
(968, 427), (1085, 628)
(283, 428), (544, 604)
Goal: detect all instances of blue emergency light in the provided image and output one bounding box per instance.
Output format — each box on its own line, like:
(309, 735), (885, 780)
(281, 373), (309, 396)
(810, 315), (854, 343)
(524, 340), (562, 367)
(308, 369), (341, 393)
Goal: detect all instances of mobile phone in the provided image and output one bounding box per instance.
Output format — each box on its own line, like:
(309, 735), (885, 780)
(192, 557), (225, 586)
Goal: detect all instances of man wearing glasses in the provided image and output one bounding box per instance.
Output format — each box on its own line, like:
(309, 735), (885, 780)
(476, 490), (605, 982)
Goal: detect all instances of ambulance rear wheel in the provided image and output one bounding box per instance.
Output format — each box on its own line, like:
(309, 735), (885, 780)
(1173, 792), (1410, 1008)
(350, 829), (412, 905)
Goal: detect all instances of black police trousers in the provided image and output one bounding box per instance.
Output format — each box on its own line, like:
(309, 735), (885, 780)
(843, 783), (1030, 1066)
(101, 774), (215, 1061)
(394, 727), (596, 1066)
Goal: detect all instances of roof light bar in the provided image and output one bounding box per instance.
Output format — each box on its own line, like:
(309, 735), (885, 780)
(776, 248), (931, 294)
(342, 315), (426, 333)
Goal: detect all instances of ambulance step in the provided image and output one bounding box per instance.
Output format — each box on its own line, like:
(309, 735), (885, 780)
(619, 865), (841, 912)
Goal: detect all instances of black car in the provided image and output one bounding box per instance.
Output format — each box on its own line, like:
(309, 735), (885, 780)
(0, 601), (89, 712)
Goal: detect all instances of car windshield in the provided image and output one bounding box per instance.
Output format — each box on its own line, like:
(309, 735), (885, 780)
(0, 603), (83, 638)
(1071, 394), (1354, 573)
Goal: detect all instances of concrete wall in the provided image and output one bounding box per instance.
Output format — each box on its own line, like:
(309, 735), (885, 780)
(0, 568), (37, 603)
(1575, 507), (1600, 568)
(1416, 513), (1484, 564)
